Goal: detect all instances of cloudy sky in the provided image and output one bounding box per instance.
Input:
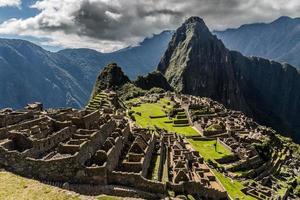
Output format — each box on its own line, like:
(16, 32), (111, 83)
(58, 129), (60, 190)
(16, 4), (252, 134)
(0, 0), (299, 52)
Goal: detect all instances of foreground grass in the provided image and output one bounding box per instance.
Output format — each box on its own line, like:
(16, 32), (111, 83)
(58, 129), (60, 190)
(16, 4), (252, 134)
(0, 171), (120, 200)
(0, 171), (80, 200)
(188, 139), (233, 161)
(130, 99), (198, 136)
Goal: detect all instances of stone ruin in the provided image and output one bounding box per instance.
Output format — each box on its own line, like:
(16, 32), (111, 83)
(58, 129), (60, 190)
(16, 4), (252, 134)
(172, 93), (299, 200)
(0, 102), (228, 199)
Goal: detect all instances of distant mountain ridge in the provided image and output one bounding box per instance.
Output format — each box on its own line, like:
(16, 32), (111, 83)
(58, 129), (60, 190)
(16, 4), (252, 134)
(215, 16), (300, 69)
(0, 31), (172, 109)
(158, 16), (300, 142)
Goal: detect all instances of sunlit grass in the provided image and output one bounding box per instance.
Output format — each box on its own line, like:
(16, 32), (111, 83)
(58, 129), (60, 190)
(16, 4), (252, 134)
(188, 139), (233, 161)
(130, 98), (199, 136)
(212, 170), (255, 200)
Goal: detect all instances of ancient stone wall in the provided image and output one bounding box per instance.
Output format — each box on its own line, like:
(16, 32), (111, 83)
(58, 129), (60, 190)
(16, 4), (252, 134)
(108, 171), (166, 194)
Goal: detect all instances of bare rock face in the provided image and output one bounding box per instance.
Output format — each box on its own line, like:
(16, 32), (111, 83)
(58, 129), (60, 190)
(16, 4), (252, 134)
(158, 16), (300, 142)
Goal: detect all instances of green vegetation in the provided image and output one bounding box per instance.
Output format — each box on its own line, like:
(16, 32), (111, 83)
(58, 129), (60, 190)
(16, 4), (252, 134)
(146, 87), (165, 94)
(119, 83), (146, 101)
(129, 98), (198, 136)
(212, 170), (255, 200)
(188, 139), (232, 161)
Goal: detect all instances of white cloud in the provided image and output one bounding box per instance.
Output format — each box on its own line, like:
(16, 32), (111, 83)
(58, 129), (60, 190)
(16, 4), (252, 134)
(0, 0), (21, 8)
(0, 0), (299, 52)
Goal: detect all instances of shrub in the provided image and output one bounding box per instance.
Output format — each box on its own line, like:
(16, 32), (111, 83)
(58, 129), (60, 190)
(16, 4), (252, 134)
(147, 87), (165, 94)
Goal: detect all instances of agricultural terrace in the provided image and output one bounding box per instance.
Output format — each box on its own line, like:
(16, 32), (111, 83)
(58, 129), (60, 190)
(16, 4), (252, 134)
(128, 97), (199, 136)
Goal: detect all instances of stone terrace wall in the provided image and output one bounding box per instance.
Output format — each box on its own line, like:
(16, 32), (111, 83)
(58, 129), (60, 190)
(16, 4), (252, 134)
(108, 171), (166, 194)
(167, 181), (227, 199)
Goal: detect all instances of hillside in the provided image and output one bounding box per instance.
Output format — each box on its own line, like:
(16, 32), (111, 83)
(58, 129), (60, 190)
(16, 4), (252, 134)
(0, 39), (88, 109)
(158, 17), (300, 142)
(0, 31), (172, 109)
(0, 62), (299, 200)
(58, 30), (172, 80)
(215, 16), (300, 69)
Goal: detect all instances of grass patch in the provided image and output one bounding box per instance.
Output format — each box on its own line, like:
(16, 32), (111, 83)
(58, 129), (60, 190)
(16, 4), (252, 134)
(188, 139), (233, 161)
(130, 98), (198, 136)
(212, 170), (255, 200)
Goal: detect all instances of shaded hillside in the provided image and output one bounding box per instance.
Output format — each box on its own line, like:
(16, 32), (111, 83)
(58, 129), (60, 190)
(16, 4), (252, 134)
(58, 30), (173, 79)
(0, 31), (172, 109)
(0, 39), (88, 109)
(134, 71), (172, 91)
(158, 16), (300, 142)
(215, 16), (300, 69)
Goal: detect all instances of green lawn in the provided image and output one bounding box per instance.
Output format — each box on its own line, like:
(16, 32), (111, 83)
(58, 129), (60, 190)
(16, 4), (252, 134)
(188, 139), (233, 161)
(130, 99), (199, 136)
(212, 170), (255, 200)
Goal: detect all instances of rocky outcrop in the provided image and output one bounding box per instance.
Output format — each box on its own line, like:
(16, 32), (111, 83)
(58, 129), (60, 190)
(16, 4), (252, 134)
(158, 16), (300, 142)
(90, 63), (130, 97)
(134, 71), (173, 91)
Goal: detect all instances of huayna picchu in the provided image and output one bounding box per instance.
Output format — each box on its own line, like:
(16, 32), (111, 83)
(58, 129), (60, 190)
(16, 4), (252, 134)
(158, 16), (300, 144)
(0, 56), (299, 200)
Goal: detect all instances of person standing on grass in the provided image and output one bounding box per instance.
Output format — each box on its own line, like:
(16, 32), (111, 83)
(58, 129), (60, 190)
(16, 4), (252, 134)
(214, 140), (217, 152)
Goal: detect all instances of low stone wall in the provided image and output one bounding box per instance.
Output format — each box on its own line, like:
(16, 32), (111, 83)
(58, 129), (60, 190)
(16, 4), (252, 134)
(203, 130), (224, 137)
(141, 134), (156, 177)
(167, 181), (227, 199)
(106, 137), (123, 171)
(108, 171), (166, 194)
(215, 154), (239, 164)
(217, 138), (233, 152)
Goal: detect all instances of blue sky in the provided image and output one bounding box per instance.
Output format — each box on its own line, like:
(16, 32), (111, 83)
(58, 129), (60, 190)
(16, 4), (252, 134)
(0, 0), (38, 23)
(0, 0), (62, 51)
(0, 0), (299, 52)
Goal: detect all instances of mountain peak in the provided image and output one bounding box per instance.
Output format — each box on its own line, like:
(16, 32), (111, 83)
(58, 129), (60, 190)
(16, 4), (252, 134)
(181, 16), (210, 34)
(157, 16), (248, 112)
(184, 16), (205, 24)
(272, 16), (292, 23)
(157, 16), (227, 75)
(90, 63), (130, 97)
